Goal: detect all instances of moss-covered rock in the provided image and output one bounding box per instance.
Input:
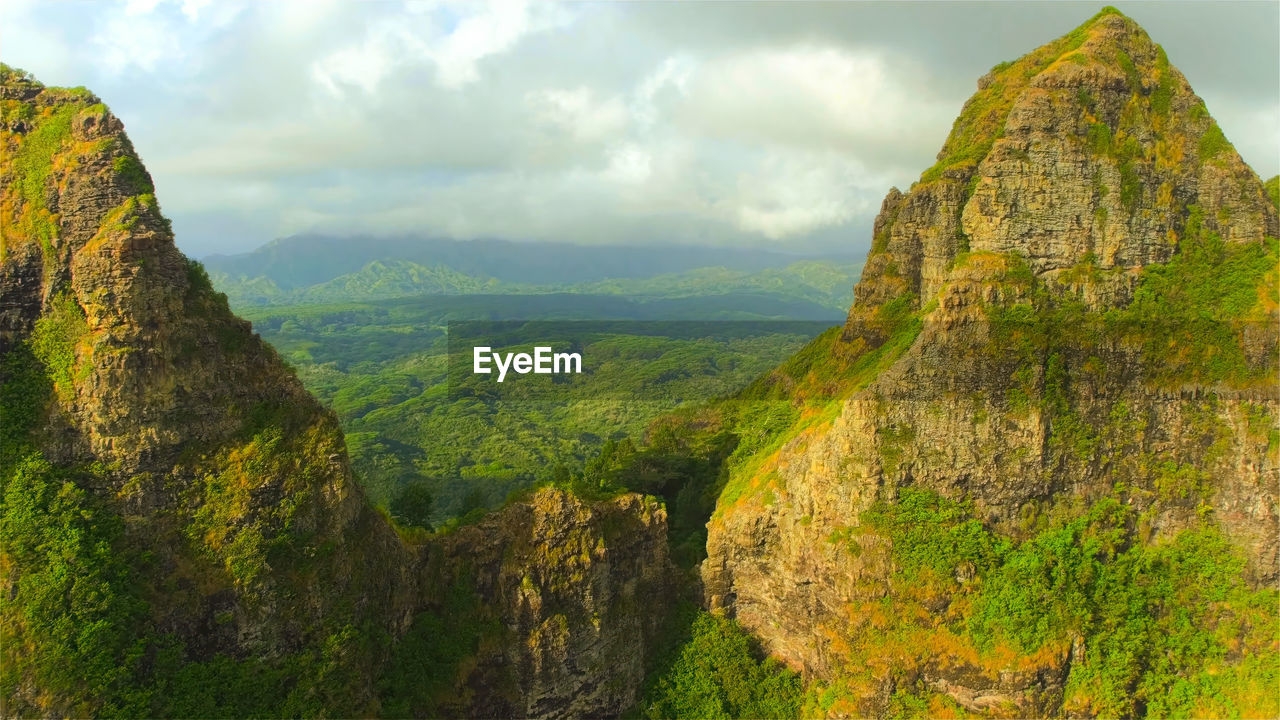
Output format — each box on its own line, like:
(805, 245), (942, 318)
(703, 9), (1279, 717)
(1, 66), (673, 718)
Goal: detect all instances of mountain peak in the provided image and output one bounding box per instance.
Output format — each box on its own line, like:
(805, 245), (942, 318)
(2, 67), (675, 717)
(705, 10), (1278, 717)
(2, 66), (412, 711)
(845, 7), (1277, 346)
(925, 6), (1188, 185)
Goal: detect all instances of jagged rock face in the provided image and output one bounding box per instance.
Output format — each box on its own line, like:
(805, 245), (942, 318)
(2, 75), (319, 480)
(847, 12), (1276, 343)
(1, 68), (414, 713)
(2, 69), (672, 718)
(421, 489), (673, 720)
(964, 19), (1273, 285)
(706, 10), (1278, 717)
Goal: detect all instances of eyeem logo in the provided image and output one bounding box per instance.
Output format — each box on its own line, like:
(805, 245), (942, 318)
(447, 320), (834, 401)
(473, 346), (583, 382)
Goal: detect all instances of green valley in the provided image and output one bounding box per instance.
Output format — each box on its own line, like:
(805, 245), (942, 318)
(232, 289), (852, 524)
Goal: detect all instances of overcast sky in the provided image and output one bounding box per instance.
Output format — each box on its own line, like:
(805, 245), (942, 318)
(3, 1), (1277, 258)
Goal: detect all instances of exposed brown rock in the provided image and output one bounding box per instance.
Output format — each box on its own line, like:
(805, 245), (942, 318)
(427, 488), (672, 719)
(705, 10), (1278, 717)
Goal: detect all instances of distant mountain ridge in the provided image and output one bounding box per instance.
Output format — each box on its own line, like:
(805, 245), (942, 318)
(202, 234), (854, 290)
(209, 255), (863, 311)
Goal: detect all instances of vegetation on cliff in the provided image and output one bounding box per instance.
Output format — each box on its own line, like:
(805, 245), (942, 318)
(639, 604), (802, 720)
(620, 7), (1279, 719)
(823, 489), (1279, 718)
(1, 346), (148, 715)
(0, 329), (382, 717)
(379, 575), (501, 718)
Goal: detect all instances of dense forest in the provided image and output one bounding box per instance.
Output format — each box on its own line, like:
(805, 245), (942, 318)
(234, 288), (850, 522)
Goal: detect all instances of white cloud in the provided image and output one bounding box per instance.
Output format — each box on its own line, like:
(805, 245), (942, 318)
(312, 0), (575, 97)
(677, 45), (951, 165)
(180, 0), (213, 21)
(603, 143), (653, 185)
(731, 152), (874, 239)
(311, 28), (399, 96)
(94, 13), (184, 74)
(633, 55), (695, 127)
(86, 0), (246, 76)
(527, 86), (629, 143)
(2, 1), (1274, 256)
(427, 1), (572, 88)
(124, 0), (164, 16)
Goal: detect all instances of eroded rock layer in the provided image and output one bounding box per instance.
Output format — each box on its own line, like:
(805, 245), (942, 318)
(705, 9), (1278, 717)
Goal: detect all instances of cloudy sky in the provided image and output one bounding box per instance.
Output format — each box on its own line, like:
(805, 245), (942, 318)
(3, 1), (1277, 258)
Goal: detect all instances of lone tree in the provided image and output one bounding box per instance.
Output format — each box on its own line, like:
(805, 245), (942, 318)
(391, 481), (434, 530)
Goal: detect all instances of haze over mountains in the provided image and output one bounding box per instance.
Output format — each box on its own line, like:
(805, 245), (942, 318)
(204, 234), (862, 310)
(204, 235), (851, 287)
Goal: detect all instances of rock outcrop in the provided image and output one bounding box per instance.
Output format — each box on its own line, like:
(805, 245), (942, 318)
(1, 66), (671, 718)
(704, 9), (1278, 717)
(1, 69), (411, 701)
(412, 489), (672, 719)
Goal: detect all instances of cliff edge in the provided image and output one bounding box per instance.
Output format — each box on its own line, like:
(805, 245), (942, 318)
(703, 9), (1278, 718)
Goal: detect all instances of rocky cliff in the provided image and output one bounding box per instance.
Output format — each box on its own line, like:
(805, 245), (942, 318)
(703, 9), (1278, 718)
(390, 488), (672, 719)
(0, 65), (670, 717)
(1, 67), (411, 716)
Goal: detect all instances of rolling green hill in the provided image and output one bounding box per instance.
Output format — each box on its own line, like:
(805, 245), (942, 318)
(211, 257), (863, 310)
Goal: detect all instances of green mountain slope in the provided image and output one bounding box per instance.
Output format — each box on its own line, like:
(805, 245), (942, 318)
(211, 257), (863, 310)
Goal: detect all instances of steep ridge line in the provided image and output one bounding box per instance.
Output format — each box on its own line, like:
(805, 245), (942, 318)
(702, 7), (1278, 718)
